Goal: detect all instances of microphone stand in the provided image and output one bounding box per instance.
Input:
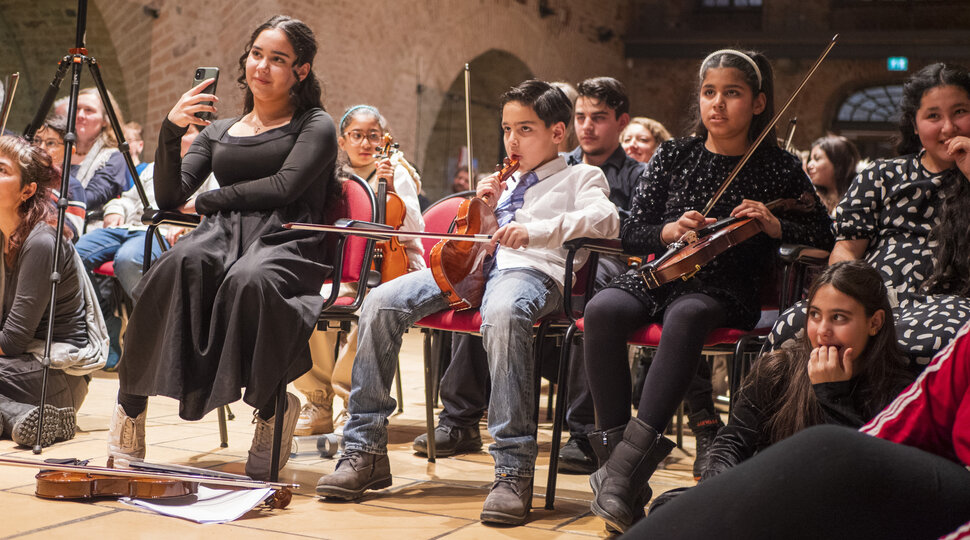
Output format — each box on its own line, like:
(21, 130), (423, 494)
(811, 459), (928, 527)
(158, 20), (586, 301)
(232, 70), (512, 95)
(22, 0), (160, 454)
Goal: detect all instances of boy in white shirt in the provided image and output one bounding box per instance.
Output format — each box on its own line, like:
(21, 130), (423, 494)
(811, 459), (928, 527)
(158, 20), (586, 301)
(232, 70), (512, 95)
(315, 80), (619, 525)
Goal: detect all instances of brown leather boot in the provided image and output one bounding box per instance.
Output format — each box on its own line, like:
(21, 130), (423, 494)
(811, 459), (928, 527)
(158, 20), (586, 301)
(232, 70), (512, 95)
(480, 474), (533, 525)
(316, 450), (392, 500)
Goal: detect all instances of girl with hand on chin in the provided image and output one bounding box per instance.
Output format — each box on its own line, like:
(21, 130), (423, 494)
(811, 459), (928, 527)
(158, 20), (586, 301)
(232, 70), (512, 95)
(581, 49), (834, 533)
(107, 15), (341, 480)
(649, 261), (914, 511)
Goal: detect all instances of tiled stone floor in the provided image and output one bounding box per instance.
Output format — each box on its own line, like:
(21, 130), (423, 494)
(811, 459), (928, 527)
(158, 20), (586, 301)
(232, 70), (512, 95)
(0, 331), (696, 539)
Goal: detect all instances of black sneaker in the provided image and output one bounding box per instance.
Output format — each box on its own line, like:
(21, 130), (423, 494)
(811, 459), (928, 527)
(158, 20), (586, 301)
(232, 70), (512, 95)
(412, 424), (482, 457)
(688, 409), (724, 481)
(557, 435), (597, 474)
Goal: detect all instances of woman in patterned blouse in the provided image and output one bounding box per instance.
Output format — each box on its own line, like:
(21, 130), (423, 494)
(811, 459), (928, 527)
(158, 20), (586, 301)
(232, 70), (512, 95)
(580, 49), (834, 533)
(768, 63), (970, 368)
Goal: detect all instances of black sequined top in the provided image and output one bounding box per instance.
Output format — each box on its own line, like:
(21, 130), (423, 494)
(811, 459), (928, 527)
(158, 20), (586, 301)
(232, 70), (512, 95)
(608, 136), (835, 328)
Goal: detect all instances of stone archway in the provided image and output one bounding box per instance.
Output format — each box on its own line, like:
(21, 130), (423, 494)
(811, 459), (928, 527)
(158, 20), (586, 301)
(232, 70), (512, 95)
(418, 49), (533, 202)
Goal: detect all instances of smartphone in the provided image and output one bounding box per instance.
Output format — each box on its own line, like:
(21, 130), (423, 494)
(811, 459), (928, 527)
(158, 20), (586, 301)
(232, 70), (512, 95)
(192, 67), (219, 121)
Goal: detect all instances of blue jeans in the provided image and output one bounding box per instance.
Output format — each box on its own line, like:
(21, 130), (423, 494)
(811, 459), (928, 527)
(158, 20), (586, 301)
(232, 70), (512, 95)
(75, 227), (166, 295)
(343, 267), (562, 477)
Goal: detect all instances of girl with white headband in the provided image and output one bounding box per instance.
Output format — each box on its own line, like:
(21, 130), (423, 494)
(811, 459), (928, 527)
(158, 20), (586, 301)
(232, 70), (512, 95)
(291, 104), (426, 438)
(580, 48), (834, 533)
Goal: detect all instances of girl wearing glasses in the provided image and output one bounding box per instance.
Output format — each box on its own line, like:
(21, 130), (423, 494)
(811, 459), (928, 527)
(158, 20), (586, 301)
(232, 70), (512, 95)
(292, 105), (426, 439)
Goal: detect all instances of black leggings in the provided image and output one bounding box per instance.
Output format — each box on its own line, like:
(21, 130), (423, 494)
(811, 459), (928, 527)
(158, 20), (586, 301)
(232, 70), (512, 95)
(628, 425), (970, 540)
(583, 288), (727, 431)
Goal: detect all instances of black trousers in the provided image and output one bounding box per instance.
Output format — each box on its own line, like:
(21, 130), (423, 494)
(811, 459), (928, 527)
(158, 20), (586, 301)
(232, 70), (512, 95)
(628, 425), (970, 540)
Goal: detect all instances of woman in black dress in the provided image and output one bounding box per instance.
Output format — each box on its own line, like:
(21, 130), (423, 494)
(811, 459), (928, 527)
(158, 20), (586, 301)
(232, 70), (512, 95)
(581, 49), (834, 533)
(108, 15), (340, 480)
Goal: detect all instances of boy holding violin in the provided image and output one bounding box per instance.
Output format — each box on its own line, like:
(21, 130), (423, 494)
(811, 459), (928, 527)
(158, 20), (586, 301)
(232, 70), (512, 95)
(316, 79), (619, 525)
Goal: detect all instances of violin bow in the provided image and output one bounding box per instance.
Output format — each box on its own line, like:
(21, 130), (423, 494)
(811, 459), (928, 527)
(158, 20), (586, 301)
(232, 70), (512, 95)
(0, 73), (20, 134)
(783, 117), (798, 152)
(285, 220), (492, 242)
(0, 455), (298, 490)
(701, 35), (838, 217)
(464, 63), (474, 180)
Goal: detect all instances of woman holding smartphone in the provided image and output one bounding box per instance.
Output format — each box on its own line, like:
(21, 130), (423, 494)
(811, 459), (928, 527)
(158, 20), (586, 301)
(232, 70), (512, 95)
(107, 15), (341, 480)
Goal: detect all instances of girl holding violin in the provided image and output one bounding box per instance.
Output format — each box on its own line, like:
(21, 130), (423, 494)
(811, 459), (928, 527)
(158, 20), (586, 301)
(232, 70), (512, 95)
(293, 104), (425, 437)
(0, 136), (105, 448)
(581, 49), (834, 533)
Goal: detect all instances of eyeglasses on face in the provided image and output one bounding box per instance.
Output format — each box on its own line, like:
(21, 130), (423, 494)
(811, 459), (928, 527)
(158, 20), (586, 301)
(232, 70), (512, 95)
(343, 130), (382, 145)
(36, 138), (65, 151)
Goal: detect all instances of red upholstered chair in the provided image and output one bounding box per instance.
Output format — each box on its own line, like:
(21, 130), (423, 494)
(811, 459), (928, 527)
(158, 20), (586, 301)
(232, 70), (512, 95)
(411, 192), (598, 510)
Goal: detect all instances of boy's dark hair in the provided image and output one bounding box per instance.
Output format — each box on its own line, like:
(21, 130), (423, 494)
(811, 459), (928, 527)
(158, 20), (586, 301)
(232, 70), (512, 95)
(500, 80), (572, 128)
(576, 77), (630, 118)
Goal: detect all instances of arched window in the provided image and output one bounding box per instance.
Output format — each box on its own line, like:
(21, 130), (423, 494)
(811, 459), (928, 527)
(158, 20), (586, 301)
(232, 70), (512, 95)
(835, 85), (903, 125)
(833, 85), (903, 158)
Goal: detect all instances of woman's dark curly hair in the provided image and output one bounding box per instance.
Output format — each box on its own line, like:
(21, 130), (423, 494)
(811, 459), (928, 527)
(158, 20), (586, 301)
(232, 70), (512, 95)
(0, 136), (71, 266)
(894, 63), (970, 155)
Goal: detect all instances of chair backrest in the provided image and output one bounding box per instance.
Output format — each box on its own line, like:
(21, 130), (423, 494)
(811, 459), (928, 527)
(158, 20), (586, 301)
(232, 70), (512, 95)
(329, 175), (378, 284)
(419, 191), (473, 267)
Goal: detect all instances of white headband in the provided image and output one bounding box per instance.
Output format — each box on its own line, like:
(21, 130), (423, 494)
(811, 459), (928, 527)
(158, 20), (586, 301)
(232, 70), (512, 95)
(700, 49), (763, 90)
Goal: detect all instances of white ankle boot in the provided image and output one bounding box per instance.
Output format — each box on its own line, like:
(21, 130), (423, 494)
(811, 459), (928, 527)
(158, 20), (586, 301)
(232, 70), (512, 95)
(246, 393), (299, 480)
(107, 403), (146, 467)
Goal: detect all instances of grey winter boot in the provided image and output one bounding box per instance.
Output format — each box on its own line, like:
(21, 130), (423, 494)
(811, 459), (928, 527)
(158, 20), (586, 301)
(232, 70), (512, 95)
(589, 417), (676, 533)
(0, 399), (76, 448)
(316, 449), (392, 500)
(688, 408), (724, 481)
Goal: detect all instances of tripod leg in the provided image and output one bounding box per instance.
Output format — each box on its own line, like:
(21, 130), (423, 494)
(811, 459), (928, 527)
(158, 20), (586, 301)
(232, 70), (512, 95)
(23, 58), (71, 140)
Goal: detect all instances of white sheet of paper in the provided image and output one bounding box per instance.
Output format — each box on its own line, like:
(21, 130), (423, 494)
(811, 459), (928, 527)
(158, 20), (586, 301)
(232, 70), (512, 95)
(121, 485), (273, 524)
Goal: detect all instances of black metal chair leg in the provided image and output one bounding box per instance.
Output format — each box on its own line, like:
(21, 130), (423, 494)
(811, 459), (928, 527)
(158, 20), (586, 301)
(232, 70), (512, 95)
(270, 380), (287, 482)
(546, 322), (576, 510)
(217, 406), (228, 448)
(422, 329), (436, 462)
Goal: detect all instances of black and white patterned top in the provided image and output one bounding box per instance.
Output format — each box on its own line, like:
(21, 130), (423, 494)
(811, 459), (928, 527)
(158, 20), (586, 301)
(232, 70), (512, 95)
(835, 152), (944, 301)
(608, 136), (835, 328)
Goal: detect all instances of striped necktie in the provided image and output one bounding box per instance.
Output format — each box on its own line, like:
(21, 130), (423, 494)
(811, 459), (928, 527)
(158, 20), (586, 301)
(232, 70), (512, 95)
(494, 171), (539, 228)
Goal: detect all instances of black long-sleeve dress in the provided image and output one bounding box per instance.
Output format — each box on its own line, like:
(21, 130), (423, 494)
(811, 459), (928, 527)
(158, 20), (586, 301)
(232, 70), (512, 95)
(607, 137), (835, 328)
(119, 108), (338, 421)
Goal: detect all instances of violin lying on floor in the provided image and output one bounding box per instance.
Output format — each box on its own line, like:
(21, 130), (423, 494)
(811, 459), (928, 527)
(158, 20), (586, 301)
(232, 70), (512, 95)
(0, 456), (297, 508)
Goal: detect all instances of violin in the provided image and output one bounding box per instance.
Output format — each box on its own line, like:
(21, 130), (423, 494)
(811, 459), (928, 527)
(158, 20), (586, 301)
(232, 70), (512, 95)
(0, 456), (296, 509)
(429, 157), (519, 310)
(371, 134), (410, 283)
(640, 195), (814, 289)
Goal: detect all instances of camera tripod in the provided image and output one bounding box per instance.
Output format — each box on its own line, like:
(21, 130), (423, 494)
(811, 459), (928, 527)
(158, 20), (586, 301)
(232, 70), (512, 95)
(23, 0), (159, 454)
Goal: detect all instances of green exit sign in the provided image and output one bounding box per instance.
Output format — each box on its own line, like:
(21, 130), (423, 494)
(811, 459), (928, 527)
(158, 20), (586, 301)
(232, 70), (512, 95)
(888, 57), (909, 71)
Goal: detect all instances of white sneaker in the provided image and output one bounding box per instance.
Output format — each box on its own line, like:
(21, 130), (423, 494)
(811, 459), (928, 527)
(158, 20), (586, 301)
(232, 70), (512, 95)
(246, 392), (300, 480)
(332, 408), (349, 437)
(107, 403), (146, 467)
(294, 391), (334, 436)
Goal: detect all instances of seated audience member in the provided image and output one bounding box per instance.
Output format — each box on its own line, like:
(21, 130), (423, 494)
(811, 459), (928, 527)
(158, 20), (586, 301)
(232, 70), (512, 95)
(122, 121), (150, 190)
(620, 116), (671, 164)
(806, 134), (860, 214)
(769, 63), (970, 367)
(650, 261), (914, 509)
(412, 77), (645, 478)
(450, 166), (470, 193)
(32, 114), (87, 236)
(294, 104), (425, 437)
(551, 81), (579, 152)
(580, 49), (833, 533)
(0, 136), (107, 447)
(316, 79), (619, 526)
(71, 88), (129, 214)
(626, 318), (970, 540)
